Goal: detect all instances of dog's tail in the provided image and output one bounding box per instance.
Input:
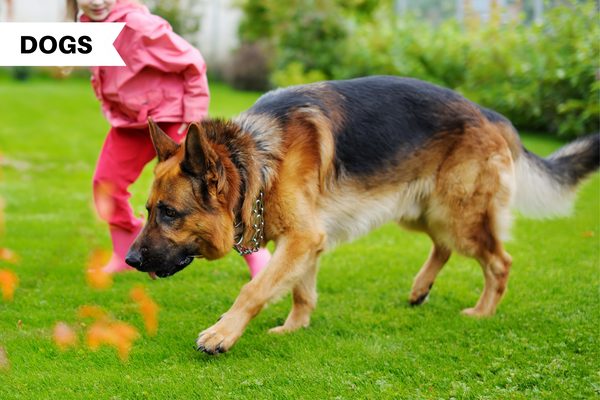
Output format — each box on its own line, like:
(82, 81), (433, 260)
(512, 133), (599, 218)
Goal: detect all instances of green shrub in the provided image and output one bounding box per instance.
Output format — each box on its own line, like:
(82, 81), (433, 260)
(238, 0), (599, 138)
(237, 0), (388, 86)
(146, 0), (201, 43)
(272, 62), (327, 87)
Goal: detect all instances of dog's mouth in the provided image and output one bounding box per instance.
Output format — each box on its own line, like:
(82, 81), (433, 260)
(147, 255), (203, 280)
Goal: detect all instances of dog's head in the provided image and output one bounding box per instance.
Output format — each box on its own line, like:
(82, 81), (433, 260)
(126, 119), (241, 279)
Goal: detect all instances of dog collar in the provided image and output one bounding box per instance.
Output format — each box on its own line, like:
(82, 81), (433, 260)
(233, 190), (264, 255)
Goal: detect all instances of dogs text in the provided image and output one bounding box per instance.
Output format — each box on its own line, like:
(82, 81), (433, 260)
(21, 35), (92, 55)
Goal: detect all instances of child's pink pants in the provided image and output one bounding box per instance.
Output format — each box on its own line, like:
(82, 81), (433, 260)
(93, 122), (184, 232)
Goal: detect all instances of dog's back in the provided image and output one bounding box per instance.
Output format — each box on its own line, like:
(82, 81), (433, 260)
(246, 76), (486, 175)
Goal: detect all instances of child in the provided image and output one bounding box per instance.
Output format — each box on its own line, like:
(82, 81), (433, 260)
(69, 0), (270, 278)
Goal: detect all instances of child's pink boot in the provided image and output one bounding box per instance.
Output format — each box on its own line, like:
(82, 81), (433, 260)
(101, 224), (143, 273)
(243, 248), (271, 279)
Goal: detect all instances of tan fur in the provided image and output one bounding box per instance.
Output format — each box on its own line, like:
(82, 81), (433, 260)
(138, 98), (543, 355)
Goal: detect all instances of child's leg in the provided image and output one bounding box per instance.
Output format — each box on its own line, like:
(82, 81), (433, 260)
(243, 248), (271, 279)
(93, 126), (165, 272)
(101, 224), (143, 273)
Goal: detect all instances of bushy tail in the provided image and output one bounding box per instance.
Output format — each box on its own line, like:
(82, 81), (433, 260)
(513, 134), (599, 218)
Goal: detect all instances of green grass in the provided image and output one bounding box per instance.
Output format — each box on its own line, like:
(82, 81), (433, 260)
(0, 76), (598, 399)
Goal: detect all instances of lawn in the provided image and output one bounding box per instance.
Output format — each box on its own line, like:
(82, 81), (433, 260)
(0, 76), (598, 399)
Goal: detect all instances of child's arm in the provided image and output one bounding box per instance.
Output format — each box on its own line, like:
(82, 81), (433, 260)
(134, 19), (210, 124)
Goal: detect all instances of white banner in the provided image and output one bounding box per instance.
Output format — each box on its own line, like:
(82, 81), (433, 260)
(0, 23), (126, 66)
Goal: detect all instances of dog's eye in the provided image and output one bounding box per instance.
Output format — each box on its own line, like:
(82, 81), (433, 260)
(165, 208), (176, 218)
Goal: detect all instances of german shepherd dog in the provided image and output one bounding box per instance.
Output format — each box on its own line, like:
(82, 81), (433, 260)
(126, 76), (599, 354)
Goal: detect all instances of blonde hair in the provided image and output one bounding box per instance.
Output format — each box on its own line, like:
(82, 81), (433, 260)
(66, 0), (142, 21)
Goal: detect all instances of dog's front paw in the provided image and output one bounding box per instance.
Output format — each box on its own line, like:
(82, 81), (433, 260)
(196, 324), (238, 355)
(268, 326), (289, 335)
(409, 283), (433, 306)
(461, 307), (492, 317)
(268, 319), (309, 335)
(409, 292), (429, 306)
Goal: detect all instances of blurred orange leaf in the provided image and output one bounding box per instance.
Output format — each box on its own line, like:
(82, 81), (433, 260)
(0, 346), (9, 372)
(130, 286), (147, 303)
(94, 181), (116, 221)
(110, 322), (139, 360)
(53, 322), (78, 351)
(78, 305), (109, 321)
(0, 269), (19, 302)
(85, 249), (113, 290)
(139, 301), (159, 336)
(0, 248), (20, 264)
(582, 231), (595, 237)
(86, 320), (139, 361)
(130, 286), (159, 336)
(86, 321), (111, 351)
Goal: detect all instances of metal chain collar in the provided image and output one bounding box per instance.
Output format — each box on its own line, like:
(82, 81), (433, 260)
(233, 190), (264, 255)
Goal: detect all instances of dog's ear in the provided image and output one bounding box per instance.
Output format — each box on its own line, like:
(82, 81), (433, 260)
(181, 123), (223, 193)
(148, 117), (179, 162)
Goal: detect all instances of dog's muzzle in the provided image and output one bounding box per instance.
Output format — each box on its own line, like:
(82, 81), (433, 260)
(125, 250), (143, 270)
(125, 248), (202, 279)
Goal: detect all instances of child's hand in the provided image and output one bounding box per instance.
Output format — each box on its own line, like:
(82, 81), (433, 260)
(178, 123), (188, 135)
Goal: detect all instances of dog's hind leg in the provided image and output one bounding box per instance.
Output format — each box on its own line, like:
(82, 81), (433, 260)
(409, 242), (451, 306)
(462, 247), (513, 317)
(269, 258), (319, 334)
(425, 125), (516, 316)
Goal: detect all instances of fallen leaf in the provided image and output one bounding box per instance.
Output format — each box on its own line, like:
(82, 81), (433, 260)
(0, 269), (19, 301)
(85, 249), (113, 290)
(53, 322), (78, 350)
(129, 286), (148, 303)
(86, 321), (111, 351)
(0, 248), (20, 264)
(86, 268), (112, 290)
(582, 231), (595, 237)
(86, 322), (109, 351)
(86, 248), (111, 270)
(110, 322), (139, 361)
(139, 300), (159, 336)
(78, 305), (109, 321)
(130, 286), (159, 336)
(86, 320), (139, 361)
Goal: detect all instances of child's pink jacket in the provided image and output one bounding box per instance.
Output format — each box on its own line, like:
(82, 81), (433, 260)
(81, 3), (210, 128)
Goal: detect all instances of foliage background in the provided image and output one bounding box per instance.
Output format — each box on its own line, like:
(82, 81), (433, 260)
(144, 0), (202, 45)
(236, 0), (599, 138)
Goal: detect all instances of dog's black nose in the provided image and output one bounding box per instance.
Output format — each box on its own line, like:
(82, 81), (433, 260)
(125, 250), (143, 269)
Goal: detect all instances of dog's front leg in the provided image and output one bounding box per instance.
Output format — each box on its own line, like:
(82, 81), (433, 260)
(268, 256), (319, 334)
(196, 233), (324, 354)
